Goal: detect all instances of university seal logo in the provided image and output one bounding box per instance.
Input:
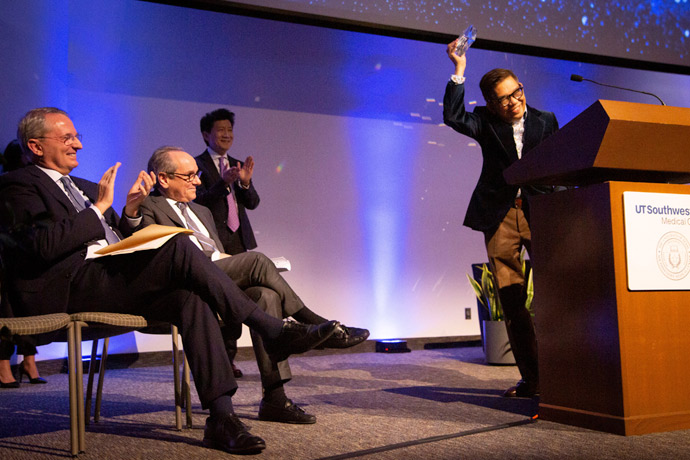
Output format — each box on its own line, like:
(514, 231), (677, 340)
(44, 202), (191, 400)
(656, 231), (690, 281)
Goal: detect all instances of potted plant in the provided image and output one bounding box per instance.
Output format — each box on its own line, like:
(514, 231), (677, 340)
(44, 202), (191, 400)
(467, 249), (533, 364)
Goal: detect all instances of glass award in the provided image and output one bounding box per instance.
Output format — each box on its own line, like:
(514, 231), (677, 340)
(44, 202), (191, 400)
(454, 25), (477, 56)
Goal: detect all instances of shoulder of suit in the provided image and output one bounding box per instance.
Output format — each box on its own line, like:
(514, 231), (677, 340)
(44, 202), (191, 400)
(0, 165), (34, 184)
(526, 105), (555, 119)
(473, 106), (490, 116)
(194, 150), (211, 161)
(141, 194), (160, 206)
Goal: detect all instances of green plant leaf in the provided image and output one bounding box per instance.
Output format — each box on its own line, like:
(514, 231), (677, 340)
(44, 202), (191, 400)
(465, 273), (487, 309)
(466, 263), (510, 321)
(525, 265), (534, 316)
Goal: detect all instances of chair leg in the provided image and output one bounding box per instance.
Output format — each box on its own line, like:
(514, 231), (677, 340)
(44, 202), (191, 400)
(94, 338), (109, 423)
(73, 322), (86, 454)
(84, 339), (99, 425)
(183, 353), (192, 428)
(171, 325), (182, 431)
(67, 322), (79, 457)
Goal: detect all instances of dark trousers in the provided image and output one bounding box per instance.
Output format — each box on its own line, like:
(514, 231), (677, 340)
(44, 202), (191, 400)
(221, 324), (240, 362)
(214, 252), (305, 388)
(68, 235), (260, 407)
(484, 207), (539, 389)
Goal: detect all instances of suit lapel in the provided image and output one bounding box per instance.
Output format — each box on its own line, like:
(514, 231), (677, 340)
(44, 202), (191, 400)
(154, 197), (224, 253)
(189, 202), (215, 233)
(151, 195), (186, 228)
(198, 150), (221, 183)
(71, 177), (98, 203)
(489, 121), (517, 160)
(522, 108), (546, 156)
(28, 166), (78, 215)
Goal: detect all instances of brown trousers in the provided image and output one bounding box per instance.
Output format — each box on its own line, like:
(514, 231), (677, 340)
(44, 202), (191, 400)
(484, 207), (539, 389)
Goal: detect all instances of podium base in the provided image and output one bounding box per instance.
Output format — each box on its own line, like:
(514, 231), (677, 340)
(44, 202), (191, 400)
(540, 403), (690, 436)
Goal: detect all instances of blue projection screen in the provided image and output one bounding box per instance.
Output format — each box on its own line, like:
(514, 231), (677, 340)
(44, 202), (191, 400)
(178, 0), (689, 70)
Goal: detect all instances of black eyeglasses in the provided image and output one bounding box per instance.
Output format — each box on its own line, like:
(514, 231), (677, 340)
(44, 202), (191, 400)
(168, 171), (202, 182)
(493, 85), (524, 107)
(35, 133), (83, 145)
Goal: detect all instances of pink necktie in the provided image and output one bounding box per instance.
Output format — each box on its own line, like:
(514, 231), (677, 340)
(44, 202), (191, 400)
(219, 156), (241, 232)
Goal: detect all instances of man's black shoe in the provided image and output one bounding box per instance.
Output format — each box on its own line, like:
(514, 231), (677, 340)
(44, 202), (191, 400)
(258, 398), (316, 424)
(502, 379), (540, 398)
(203, 413), (266, 455)
(320, 324), (370, 349)
(264, 320), (339, 363)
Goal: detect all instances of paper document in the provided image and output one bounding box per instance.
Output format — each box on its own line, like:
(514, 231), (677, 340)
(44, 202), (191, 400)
(270, 256), (291, 272)
(94, 224), (193, 257)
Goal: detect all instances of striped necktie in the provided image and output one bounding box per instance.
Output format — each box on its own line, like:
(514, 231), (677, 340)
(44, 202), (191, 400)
(176, 202), (220, 257)
(59, 176), (120, 245)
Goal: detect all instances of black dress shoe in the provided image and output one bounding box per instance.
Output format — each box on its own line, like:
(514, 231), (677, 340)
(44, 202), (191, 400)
(203, 413), (266, 455)
(231, 362), (243, 378)
(18, 362), (47, 385)
(320, 324), (370, 349)
(0, 379), (20, 389)
(264, 320), (339, 363)
(259, 398), (316, 424)
(503, 379), (539, 398)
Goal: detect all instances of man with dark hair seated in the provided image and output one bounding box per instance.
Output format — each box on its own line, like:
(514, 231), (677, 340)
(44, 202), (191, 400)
(0, 107), (339, 454)
(140, 145), (369, 424)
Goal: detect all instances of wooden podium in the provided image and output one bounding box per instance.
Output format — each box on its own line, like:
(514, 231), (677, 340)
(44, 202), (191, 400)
(504, 100), (690, 435)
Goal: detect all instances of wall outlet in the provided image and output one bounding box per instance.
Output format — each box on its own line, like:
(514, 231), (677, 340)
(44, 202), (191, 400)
(465, 308), (471, 320)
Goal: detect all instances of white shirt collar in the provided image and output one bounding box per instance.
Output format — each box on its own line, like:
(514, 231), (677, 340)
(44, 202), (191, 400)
(36, 164), (69, 183)
(208, 146), (228, 160)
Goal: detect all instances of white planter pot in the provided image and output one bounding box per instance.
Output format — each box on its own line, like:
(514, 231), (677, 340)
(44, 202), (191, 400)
(482, 320), (516, 365)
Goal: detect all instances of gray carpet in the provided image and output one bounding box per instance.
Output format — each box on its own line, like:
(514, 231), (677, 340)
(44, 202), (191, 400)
(1, 346), (689, 459)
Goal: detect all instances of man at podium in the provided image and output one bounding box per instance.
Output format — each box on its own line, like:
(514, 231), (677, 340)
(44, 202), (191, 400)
(443, 42), (559, 398)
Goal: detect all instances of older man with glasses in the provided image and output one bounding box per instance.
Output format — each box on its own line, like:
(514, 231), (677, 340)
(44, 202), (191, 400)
(137, 146), (369, 425)
(442, 43), (560, 399)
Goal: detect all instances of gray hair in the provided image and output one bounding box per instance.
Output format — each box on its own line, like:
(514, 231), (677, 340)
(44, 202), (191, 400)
(17, 107), (69, 161)
(148, 145), (185, 182)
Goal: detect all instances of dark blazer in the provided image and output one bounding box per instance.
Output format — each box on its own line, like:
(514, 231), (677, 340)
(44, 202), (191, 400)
(194, 150), (259, 254)
(0, 165), (132, 316)
(137, 195), (226, 253)
(443, 81), (559, 232)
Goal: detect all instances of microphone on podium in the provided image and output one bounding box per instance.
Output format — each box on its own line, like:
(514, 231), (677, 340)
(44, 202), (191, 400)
(570, 74), (665, 106)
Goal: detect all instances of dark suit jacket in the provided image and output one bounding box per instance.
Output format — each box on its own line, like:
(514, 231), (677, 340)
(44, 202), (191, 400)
(0, 165), (132, 316)
(443, 81), (559, 232)
(137, 195), (226, 253)
(194, 150), (259, 254)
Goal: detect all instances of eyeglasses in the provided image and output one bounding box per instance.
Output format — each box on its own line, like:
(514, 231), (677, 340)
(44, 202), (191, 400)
(36, 133), (83, 145)
(493, 85), (524, 107)
(168, 171), (202, 183)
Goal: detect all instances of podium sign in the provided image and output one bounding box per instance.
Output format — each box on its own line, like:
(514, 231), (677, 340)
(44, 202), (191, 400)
(623, 191), (690, 290)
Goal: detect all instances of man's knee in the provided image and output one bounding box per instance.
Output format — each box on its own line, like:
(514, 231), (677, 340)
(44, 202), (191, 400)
(251, 251), (274, 270)
(245, 286), (281, 318)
